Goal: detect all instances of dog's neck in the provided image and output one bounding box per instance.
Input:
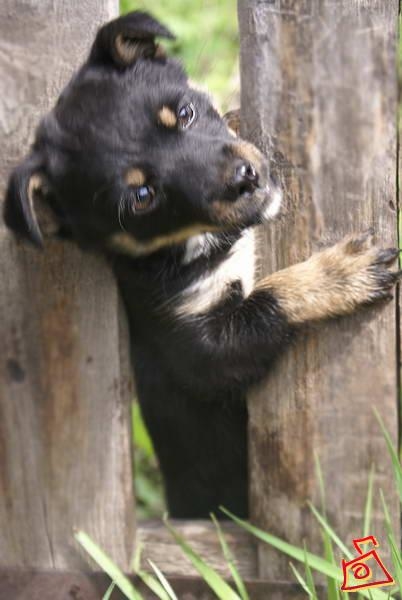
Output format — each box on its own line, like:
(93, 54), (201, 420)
(112, 228), (256, 320)
(181, 232), (227, 264)
(173, 228), (256, 318)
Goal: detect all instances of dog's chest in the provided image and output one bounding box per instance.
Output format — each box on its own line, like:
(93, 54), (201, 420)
(174, 229), (256, 318)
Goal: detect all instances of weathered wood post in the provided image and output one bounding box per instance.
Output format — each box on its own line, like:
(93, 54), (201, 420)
(238, 0), (400, 590)
(0, 0), (135, 586)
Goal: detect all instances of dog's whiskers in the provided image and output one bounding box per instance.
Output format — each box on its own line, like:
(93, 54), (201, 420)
(117, 194), (128, 232)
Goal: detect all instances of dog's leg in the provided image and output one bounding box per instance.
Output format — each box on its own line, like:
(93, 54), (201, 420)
(181, 232), (400, 389)
(254, 230), (400, 325)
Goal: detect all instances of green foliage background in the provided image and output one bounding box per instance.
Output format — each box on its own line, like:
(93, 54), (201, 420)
(120, 0), (239, 111)
(120, 1), (240, 517)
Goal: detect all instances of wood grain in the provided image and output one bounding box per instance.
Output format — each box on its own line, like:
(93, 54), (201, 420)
(238, 0), (400, 584)
(0, 0), (136, 571)
(0, 568), (314, 600)
(137, 520), (258, 579)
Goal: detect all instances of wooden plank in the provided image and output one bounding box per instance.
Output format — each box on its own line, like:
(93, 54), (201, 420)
(137, 520), (258, 579)
(0, 569), (316, 600)
(0, 0), (135, 571)
(238, 0), (400, 584)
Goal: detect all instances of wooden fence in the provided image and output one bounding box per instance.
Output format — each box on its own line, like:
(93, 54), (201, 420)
(0, 1), (400, 598)
(0, 0), (135, 577)
(239, 0), (400, 587)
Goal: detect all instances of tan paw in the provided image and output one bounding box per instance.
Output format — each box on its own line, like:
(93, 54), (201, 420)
(256, 230), (401, 324)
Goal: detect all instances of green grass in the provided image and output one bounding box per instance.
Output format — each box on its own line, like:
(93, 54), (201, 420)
(76, 411), (401, 599)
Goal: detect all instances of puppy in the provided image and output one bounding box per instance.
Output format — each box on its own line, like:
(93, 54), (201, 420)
(3, 11), (400, 518)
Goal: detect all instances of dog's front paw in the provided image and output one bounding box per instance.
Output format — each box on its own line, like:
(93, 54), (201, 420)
(317, 230), (400, 307)
(256, 230), (401, 325)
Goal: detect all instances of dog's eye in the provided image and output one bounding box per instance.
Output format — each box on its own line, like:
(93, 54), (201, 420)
(178, 103), (196, 129)
(134, 185), (155, 211)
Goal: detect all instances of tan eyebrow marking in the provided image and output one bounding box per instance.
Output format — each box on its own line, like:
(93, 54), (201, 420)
(125, 168), (146, 187)
(158, 106), (177, 128)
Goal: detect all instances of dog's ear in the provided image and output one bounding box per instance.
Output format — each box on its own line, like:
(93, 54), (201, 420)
(223, 109), (240, 137)
(89, 11), (175, 68)
(3, 154), (59, 248)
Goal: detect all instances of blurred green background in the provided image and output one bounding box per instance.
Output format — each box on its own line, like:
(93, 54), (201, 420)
(120, 0), (240, 519)
(120, 0), (239, 112)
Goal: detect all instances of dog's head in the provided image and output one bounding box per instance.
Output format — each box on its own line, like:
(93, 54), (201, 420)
(4, 11), (281, 256)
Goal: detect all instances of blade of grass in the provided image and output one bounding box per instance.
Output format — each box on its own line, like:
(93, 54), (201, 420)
(75, 530), (143, 600)
(374, 409), (402, 503)
(290, 562), (315, 598)
(163, 517), (241, 600)
(220, 508), (342, 579)
(221, 508), (392, 600)
(147, 559), (178, 600)
(132, 542), (143, 574)
(357, 466), (376, 600)
(307, 502), (351, 559)
(131, 539), (174, 600)
(303, 543), (318, 600)
(211, 514), (250, 600)
(103, 582), (116, 600)
(134, 569), (172, 600)
(380, 490), (402, 574)
(322, 530), (341, 600)
(379, 491), (400, 562)
(315, 453), (341, 599)
(363, 465), (375, 539)
(314, 451), (326, 515)
(387, 539), (402, 592)
(380, 491), (402, 592)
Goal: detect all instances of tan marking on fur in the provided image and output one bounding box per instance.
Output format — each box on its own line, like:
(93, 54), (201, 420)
(125, 168), (146, 187)
(158, 106), (177, 128)
(27, 173), (59, 237)
(154, 44), (166, 59)
(115, 34), (143, 63)
(231, 141), (263, 171)
(28, 173), (43, 202)
(254, 234), (388, 324)
(26, 174), (43, 236)
(109, 224), (221, 257)
(223, 109), (240, 136)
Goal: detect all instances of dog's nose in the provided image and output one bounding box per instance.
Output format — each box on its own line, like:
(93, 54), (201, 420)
(232, 161), (259, 195)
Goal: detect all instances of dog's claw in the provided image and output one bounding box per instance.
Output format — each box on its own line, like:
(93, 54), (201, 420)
(379, 292), (394, 302)
(373, 248), (400, 265)
(322, 233), (401, 315)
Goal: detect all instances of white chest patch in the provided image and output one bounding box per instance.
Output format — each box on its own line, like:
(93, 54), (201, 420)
(174, 229), (256, 318)
(182, 232), (222, 264)
(263, 187), (283, 221)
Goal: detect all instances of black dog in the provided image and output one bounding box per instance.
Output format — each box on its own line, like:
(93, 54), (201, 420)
(4, 11), (400, 518)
